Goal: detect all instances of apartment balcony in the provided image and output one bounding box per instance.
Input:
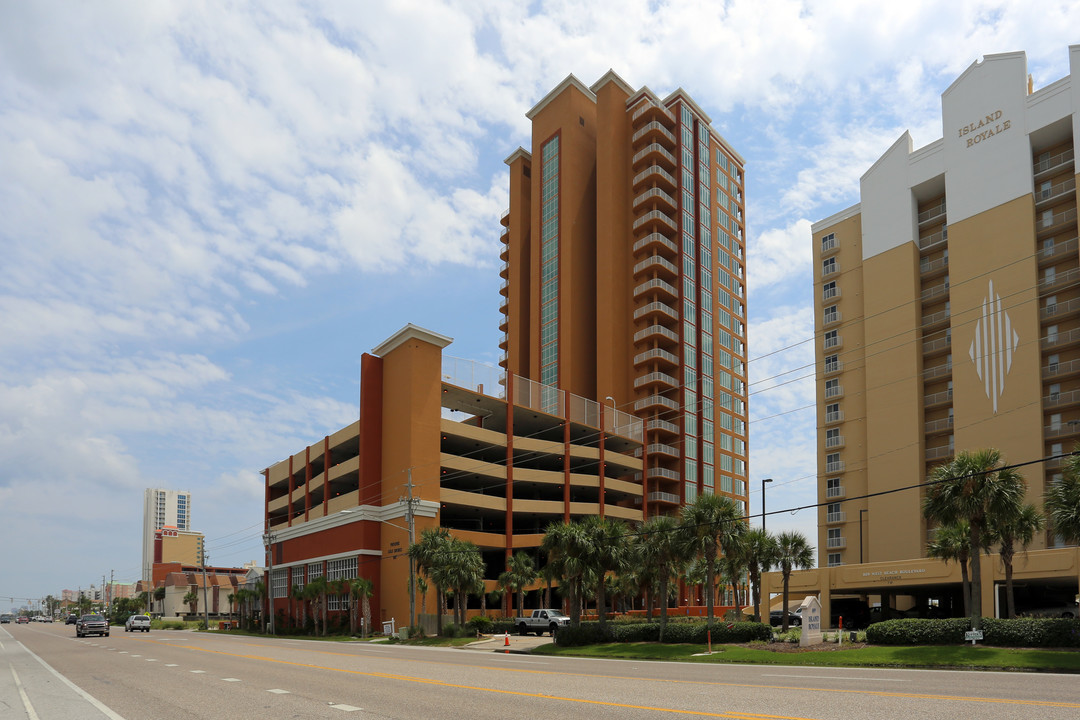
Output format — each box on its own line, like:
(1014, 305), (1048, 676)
(825, 434), (845, 449)
(825, 384), (843, 399)
(822, 261), (840, 279)
(647, 490), (681, 506)
(1035, 176), (1077, 210)
(1044, 357), (1080, 381)
(499, 208), (510, 227)
(1044, 388), (1080, 410)
(918, 228), (948, 252)
(498, 315), (508, 333)
(634, 370), (679, 391)
(923, 362), (953, 381)
(1044, 423), (1080, 440)
(926, 445), (954, 461)
(631, 119), (677, 146)
(634, 393), (680, 413)
(825, 410), (844, 424)
(632, 142), (677, 170)
(632, 164), (677, 192)
(632, 208), (678, 233)
(826, 485), (846, 499)
(1041, 296), (1080, 322)
(645, 466), (680, 482)
(498, 261), (509, 280)
(1037, 207), (1078, 239)
(498, 350), (507, 366)
(633, 254), (678, 278)
(1033, 147), (1075, 182)
(925, 416), (954, 435)
(823, 359), (844, 376)
(822, 285), (841, 301)
(825, 460), (845, 473)
(499, 243), (509, 262)
(634, 300), (679, 322)
(821, 235), (839, 256)
(826, 511), (847, 524)
(921, 306), (951, 331)
(1045, 456), (1065, 471)
(823, 310), (842, 327)
(633, 277), (678, 300)
(924, 388), (953, 408)
(633, 347), (679, 367)
(921, 281), (950, 303)
(1038, 236), (1078, 267)
(499, 296), (508, 314)
(633, 186), (677, 213)
(646, 417), (680, 435)
(500, 226), (510, 245)
(633, 323), (679, 344)
(639, 442), (680, 459)
(919, 254), (949, 278)
(1042, 327), (1080, 351)
(634, 232), (678, 256)
(1038, 266), (1080, 294)
(826, 536), (847, 549)
(917, 202), (947, 227)
(922, 334), (952, 357)
(824, 335), (843, 350)
(630, 98), (675, 126)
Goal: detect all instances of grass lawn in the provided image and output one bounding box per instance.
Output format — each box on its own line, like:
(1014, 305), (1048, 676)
(532, 641), (1080, 672)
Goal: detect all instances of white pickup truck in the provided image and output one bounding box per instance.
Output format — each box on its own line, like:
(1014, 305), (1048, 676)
(515, 609), (571, 636)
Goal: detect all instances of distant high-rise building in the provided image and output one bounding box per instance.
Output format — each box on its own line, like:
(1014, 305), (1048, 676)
(500, 71), (750, 516)
(142, 488), (192, 583)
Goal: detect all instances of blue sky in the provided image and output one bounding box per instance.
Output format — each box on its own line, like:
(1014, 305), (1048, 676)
(1, 1), (1078, 607)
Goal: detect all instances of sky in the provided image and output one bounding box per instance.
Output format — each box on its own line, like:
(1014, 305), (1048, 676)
(1, 1), (1078, 609)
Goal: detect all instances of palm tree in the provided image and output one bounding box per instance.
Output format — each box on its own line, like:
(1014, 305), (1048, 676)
(989, 500), (1045, 619)
(305, 576), (329, 636)
(741, 528), (778, 623)
(926, 521), (972, 617)
(638, 515), (687, 641)
(182, 590), (198, 615)
(351, 577), (374, 637)
(775, 530), (814, 632)
(409, 527), (452, 635)
(1046, 454), (1080, 544)
(498, 551), (539, 620)
(679, 493), (746, 624)
(581, 515), (631, 632)
(154, 586), (166, 617)
(415, 575), (429, 620)
(541, 520), (591, 627)
(227, 593), (237, 623)
(923, 448), (1026, 625)
(291, 583), (307, 630)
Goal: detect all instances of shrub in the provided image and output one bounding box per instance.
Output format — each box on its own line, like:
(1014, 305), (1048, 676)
(553, 623), (613, 647)
(467, 616), (494, 634)
(555, 620), (770, 646)
(865, 618), (968, 645)
(982, 617), (1080, 648)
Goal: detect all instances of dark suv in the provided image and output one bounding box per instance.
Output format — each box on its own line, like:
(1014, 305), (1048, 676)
(76, 613), (110, 638)
(65, 614), (78, 625)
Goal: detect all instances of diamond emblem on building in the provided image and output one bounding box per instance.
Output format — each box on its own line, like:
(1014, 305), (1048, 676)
(968, 279), (1019, 413)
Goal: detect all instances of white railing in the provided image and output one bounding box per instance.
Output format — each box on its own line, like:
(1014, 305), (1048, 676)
(633, 277), (678, 298)
(633, 164), (677, 188)
(825, 460), (845, 473)
(633, 186), (677, 209)
(646, 418), (680, 434)
(824, 360), (843, 374)
(633, 232), (678, 255)
(632, 209), (677, 232)
(826, 511), (847, 523)
(633, 301), (678, 321)
(825, 384), (843, 398)
(632, 142), (676, 167)
(647, 490), (680, 504)
(825, 435), (845, 449)
(634, 394), (679, 412)
(827, 536), (846, 549)
(633, 324), (679, 343)
(1034, 147), (1075, 175)
(634, 347), (679, 365)
(826, 485), (845, 499)
(918, 203), (947, 225)
(631, 120), (676, 145)
(824, 335), (842, 350)
(825, 410), (844, 423)
(823, 286), (840, 301)
(633, 254), (678, 276)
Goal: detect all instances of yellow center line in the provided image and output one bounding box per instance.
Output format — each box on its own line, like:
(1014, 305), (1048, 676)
(142, 637), (1080, 711)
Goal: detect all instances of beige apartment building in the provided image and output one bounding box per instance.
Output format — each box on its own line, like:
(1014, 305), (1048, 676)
(762, 47), (1080, 625)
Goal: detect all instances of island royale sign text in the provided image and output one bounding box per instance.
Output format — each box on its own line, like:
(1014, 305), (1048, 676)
(958, 109), (1011, 148)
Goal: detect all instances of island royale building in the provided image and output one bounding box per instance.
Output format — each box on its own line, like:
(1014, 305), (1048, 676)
(761, 47), (1080, 625)
(261, 73), (752, 627)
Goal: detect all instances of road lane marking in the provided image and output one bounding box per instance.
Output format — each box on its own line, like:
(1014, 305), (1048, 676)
(129, 654), (141, 658)
(764, 674), (908, 682)
(17, 642), (128, 720)
(222, 678), (241, 682)
(268, 689), (290, 694)
(190, 670), (206, 674)
(146, 659), (157, 662)
(165, 663), (178, 667)
(329, 704), (361, 711)
(11, 665), (41, 720)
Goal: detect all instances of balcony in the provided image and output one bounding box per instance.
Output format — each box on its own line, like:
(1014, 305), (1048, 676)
(826, 485), (845, 499)
(632, 142), (677, 169)
(633, 164), (677, 191)
(641, 442), (680, 458)
(926, 445), (954, 461)
(499, 208), (510, 227)
(634, 232), (678, 255)
(634, 394), (679, 412)
(634, 371), (678, 390)
(825, 460), (845, 473)
(922, 334), (952, 356)
(633, 277), (678, 300)
(1044, 423), (1080, 440)
(1044, 388), (1080, 410)
(923, 362), (953, 381)
(632, 209), (678, 233)
(634, 300), (678, 322)
(1037, 207), (1078, 238)
(825, 410), (844, 424)
(633, 186), (677, 212)
(921, 281), (950, 303)
(632, 119), (677, 146)
(633, 254), (678, 277)
(825, 434), (845, 449)
(826, 511), (847, 524)
(823, 310), (842, 327)
(1035, 176), (1076, 209)
(919, 255), (949, 277)
(500, 226), (510, 245)
(1042, 327), (1080, 351)
(918, 202), (947, 227)
(918, 228), (948, 252)
(822, 261), (840, 278)
(634, 323), (679, 344)
(824, 335), (842, 350)
(646, 418), (680, 435)
(925, 416), (954, 434)
(1038, 266), (1080, 294)
(827, 536), (847, 549)
(1033, 148), (1075, 180)
(1039, 237), (1078, 267)
(1041, 296), (1080, 322)
(822, 285), (841, 301)
(634, 347), (679, 366)
(646, 466), (680, 482)
(821, 235), (839, 256)
(922, 307), (951, 330)
(924, 388), (953, 408)
(1044, 357), (1080, 380)
(630, 98), (675, 125)
(647, 490), (681, 505)
(825, 384), (843, 399)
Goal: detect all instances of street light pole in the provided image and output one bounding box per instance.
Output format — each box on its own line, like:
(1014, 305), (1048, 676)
(263, 532), (276, 635)
(404, 469), (417, 633)
(761, 478), (773, 530)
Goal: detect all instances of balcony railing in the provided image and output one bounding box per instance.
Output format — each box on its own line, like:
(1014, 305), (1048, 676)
(632, 142), (677, 167)
(921, 281), (950, 302)
(825, 384), (843, 399)
(633, 186), (677, 210)
(634, 371), (678, 389)
(918, 229), (948, 251)
(821, 235), (839, 255)
(1044, 424), (1080, 440)
(630, 98), (675, 124)
(1041, 296), (1080, 321)
(1033, 147), (1075, 176)
(633, 254), (678, 276)
(647, 490), (681, 505)
(924, 388), (953, 407)
(825, 410), (844, 424)
(646, 418), (680, 434)
(922, 307), (951, 328)
(824, 359), (844, 375)
(1044, 388), (1080, 408)
(1037, 207), (1078, 237)
(1035, 176), (1076, 207)
(1042, 327), (1080, 350)
(1038, 236), (1078, 265)
(1044, 357), (1080, 379)
(919, 255), (949, 276)
(825, 460), (845, 473)
(918, 203), (947, 226)
(634, 347), (679, 366)
(822, 261), (840, 278)
(633, 323), (679, 344)
(633, 277), (678, 299)
(631, 120), (677, 145)
(826, 485), (845, 499)
(632, 209), (677, 232)
(825, 434), (845, 449)
(923, 363), (953, 380)
(633, 164), (678, 190)
(823, 310), (842, 326)
(826, 536), (847, 549)
(634, 394), (679, 412)
(926, 445), (954, 461)
(823, 285), (840, 301)
(1038, 266), (1080, 293)
(922, 335), (952, 355)
(633, 301), (679, 322)
(824, 335), (842, 350)
(826, 511), (847, 524)
(925, 417), (954, 434)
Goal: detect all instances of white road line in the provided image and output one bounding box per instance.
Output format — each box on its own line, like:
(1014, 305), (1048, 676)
(118, 651), (128, 654)
(190, 670), (206, 674)
(267, 689), (290, 694)
(329, 704), (361, 712)
(164, 664), (178, 667)
(11, 665), (41, 720)
(222, 678), (241, 682)
(146, 659), (157, 662)
(129, 655), (140, 658)
(763, 674), (909, 682)
(17, 642), (128, 720)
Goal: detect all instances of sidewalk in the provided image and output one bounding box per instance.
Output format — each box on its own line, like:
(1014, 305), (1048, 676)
(466, 632), (554, 654)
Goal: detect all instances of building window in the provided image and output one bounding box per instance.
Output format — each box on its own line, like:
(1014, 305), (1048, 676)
(539, 135), (560, 387)
(824, 305), (839, 324)
(821, 233), (837, 253)
(827, 553), (842, 567)
(826, 477), (843, 498)
(824, 329), (840, 349)
(822, 257), (838, 276)
(825, 378), (841, 398)
(825, 427), (842, 448)
(271, 568), (287, 599)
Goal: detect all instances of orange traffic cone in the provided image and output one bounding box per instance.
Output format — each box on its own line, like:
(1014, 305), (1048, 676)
(504, 632), (510, 646)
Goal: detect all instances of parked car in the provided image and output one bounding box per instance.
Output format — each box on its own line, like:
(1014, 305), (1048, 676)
(515, 609), (572, 636)
(769, 607), (803, 627)
(76, 613), (109, 638)
(16, 615), (30, 624)
(65, 614), (78, 625)
(125, 614), (151, 632)
(0, 613), (13, 624)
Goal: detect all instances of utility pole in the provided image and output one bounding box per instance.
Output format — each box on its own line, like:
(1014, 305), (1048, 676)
(201, 553), (210, 631)
(102, 575), (106, 614)
(263, 532), (276, 635)
(403, 469), (417, 632)
(109, 569), (114, 615)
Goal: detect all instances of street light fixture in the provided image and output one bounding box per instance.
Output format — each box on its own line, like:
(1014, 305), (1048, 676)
(761, 478), (773, 530)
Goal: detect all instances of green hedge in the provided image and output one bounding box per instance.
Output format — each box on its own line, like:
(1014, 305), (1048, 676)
(555, 620), (771, 647)
(866, 617), (1080, 647)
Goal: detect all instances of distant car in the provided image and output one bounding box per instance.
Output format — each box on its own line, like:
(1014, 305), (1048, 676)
(125, 614), (151, 632)
(0, 613), (13, 623)
(769, 607), (803, 627)
(76, 613), (109, 638)
(65, 614), (78, 625)
(16, 616), (30, 624)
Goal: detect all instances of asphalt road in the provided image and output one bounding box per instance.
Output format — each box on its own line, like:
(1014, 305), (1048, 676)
(3, 622), (1080, 719)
